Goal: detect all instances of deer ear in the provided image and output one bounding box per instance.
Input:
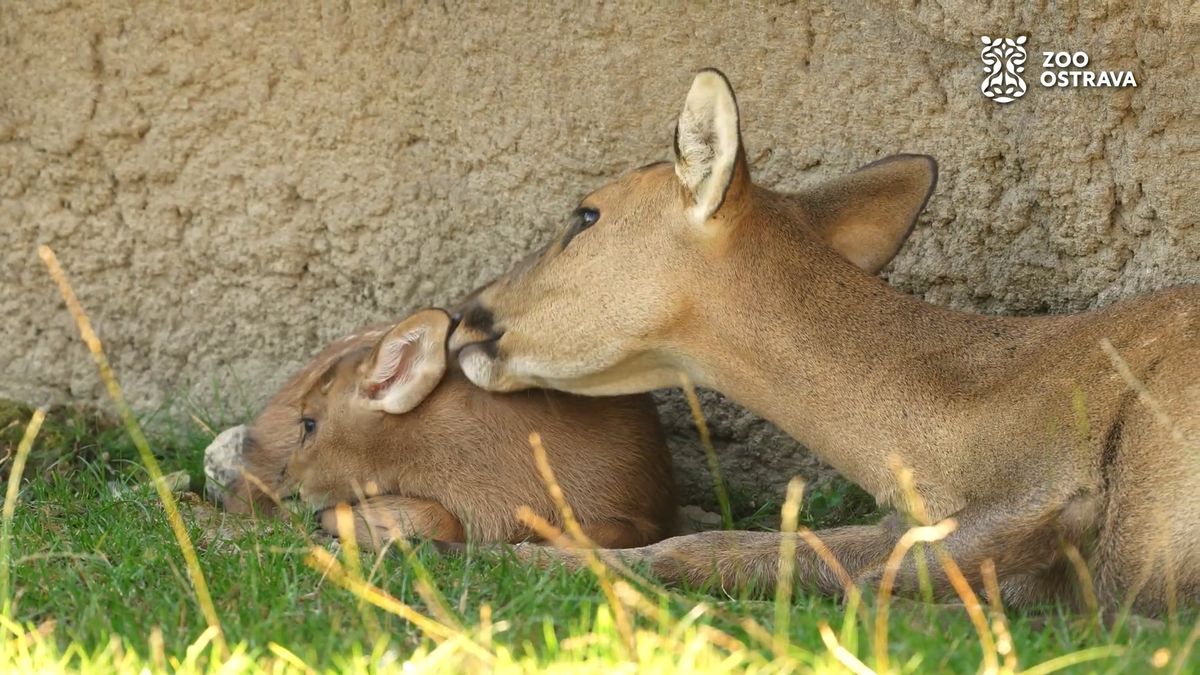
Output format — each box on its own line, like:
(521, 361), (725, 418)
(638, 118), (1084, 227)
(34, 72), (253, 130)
(358, 309), (451, 415)
(805, 154), (937, 274)
(673, 69), (750, 227)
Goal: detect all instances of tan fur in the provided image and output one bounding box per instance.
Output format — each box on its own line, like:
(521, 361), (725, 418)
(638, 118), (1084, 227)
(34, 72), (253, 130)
(448, 70), (1199, 614)
(224, 309), (677, 550)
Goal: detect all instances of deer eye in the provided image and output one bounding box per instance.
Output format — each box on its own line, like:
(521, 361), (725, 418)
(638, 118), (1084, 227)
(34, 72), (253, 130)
(562, 208), (600, 248)
(578, 208), (599, 228)
(301, 417), (317, 437)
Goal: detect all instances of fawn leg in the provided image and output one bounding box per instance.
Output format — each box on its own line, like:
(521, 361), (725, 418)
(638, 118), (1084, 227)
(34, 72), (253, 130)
(579, 517), (669, 549)
(320, 496), (465, 550)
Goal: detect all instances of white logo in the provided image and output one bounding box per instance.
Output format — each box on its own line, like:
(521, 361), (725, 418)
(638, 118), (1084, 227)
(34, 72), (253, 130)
(1040, 51), (1138, 88)
(980, 35), (1028, 103)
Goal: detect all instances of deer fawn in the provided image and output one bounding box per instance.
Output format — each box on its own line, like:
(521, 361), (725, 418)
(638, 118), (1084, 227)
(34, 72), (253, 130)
(219, 308), (677, 550)
(448, 70), (1199, 614)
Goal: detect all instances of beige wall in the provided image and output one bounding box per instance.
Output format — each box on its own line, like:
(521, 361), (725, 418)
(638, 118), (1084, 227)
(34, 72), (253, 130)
(2, 1), (1196, 506)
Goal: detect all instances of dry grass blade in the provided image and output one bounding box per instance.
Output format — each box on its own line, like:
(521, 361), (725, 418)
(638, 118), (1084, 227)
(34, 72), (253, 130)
(982, 559), (1018, 673)
(679, 373), (734, 529)
(516, 506), (570, 545)
(889, 463), (931, 525)
(0, 409), (45, 614)
(513, 505), (668, 609)
(303, 546), (491, 662)
(819, 621), (876, 675)
(513, 505), (808, 663)
(891, 464), (935, 601)
(380, 531), (460, 629)
(38, 245), (226, 653)
(773, 476), (804, 658)
(872, 519), (957, 673)
(1100, 339), (1185, 446)
(1018, 645), (1126, 675)
(1169, 614), (1200, 675)
(930, 549), (1001, 674)
(887, 458), (999, 674)
(795, 528), (857, 598)
(1059, 542), (1099, 628)
(330, 504), (382, 641)
(188, 414), (217, 439)
(528, 432), (637, 656)
(267, 642), (317, 674)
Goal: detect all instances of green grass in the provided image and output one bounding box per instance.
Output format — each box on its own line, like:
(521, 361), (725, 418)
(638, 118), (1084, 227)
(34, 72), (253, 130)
(1, 403), (1195, 673)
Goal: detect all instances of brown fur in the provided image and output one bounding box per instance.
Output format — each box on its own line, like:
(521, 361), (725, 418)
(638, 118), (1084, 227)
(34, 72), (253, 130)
(448, 70), (1199, 614)
(224, 309), (677, 550)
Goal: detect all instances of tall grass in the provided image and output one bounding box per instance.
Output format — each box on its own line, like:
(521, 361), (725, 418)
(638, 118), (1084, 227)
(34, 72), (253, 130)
(39, 246), (225, 652)
(1, 409), (45, 614)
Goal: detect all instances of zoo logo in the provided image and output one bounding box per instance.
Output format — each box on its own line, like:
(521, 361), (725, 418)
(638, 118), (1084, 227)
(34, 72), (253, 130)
(980, 35), (1028, 103)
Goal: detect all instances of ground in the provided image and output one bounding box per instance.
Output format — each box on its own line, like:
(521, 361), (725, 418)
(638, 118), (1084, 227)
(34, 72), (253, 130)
(1, 401), (1195, 673)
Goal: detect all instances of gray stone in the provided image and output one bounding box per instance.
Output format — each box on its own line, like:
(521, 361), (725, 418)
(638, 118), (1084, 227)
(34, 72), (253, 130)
(203, 425), (247, 504)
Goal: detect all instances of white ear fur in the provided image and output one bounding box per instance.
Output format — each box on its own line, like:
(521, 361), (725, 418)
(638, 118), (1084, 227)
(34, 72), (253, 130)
(360, 312), (449, 415)
(674, 69), (742, 226)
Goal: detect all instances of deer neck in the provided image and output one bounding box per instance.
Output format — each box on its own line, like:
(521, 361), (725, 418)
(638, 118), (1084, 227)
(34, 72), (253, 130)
(677, 218), (1024, 502)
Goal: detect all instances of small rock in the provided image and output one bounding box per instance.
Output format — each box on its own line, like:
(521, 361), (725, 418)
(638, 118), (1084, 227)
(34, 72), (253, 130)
(155, 470), (191, 494)
(203, 424), (248, 504)
(679, 504), (724, 533)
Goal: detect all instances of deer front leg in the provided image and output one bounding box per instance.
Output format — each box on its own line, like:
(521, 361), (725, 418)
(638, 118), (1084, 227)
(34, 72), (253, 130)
(320, 496), (465, 551)
(505, 515), (906, 597)
(635, 517), (906, 595)
(853, 499), (1073, 607)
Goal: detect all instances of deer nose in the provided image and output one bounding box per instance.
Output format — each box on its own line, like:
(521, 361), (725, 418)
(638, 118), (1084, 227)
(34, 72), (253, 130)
(447, 300), (502, 354)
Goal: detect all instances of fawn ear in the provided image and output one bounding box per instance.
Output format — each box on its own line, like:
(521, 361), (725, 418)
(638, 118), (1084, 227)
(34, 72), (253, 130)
(805, 154), (937, 274)
(673, 68), (750, 227)
(358, 309), (451, 414)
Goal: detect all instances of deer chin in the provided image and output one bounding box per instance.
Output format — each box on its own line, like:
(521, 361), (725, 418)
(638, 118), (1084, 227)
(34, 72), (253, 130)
(457, 344), (528, 392)
(460, 342), (687, 399)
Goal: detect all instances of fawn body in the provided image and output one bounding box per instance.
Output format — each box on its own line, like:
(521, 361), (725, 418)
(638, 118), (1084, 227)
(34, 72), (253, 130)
(225, 309), (677, 549)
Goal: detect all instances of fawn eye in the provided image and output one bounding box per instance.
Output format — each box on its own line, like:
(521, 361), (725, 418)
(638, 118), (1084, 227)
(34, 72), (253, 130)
(301, 417), (317, 437)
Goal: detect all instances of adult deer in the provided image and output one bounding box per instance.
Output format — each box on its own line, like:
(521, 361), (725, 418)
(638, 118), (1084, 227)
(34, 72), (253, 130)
(448, 69), (1198, 614)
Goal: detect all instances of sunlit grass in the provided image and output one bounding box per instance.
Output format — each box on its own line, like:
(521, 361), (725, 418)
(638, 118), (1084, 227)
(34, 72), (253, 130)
(3, 404), (1193, 675)
(2, 474), (1192, 675)
(0, 246), (1193, 673)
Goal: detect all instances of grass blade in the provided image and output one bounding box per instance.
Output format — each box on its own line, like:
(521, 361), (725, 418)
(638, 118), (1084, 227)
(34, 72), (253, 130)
(773, 476), (803, 657)
(0, 409), (45, 615)
(39, 245), (225, 652)
(1018, 645), (1125, 675)
(680, 374), (734, 530)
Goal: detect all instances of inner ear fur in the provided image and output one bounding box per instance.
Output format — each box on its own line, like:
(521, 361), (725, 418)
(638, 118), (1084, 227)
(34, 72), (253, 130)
(673, 68), (751, 226)
(359, 308), (452, 415)
(803, 154), (937, 274)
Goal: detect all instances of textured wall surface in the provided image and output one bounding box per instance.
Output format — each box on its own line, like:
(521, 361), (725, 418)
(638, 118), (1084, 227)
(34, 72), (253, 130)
(2, 1), (1197, 507)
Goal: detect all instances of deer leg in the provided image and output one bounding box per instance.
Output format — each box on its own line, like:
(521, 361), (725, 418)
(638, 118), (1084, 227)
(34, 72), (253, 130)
(320, 496), (465, 551)
(505, 514), (907, 596)
(639, 521), (905, 595)
(503, 500), (1080, 607)
(852, 498), (1077, 607)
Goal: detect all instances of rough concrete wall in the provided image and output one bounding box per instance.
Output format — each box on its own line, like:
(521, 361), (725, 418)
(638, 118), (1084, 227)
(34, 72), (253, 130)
(2, 1), (1196, 508)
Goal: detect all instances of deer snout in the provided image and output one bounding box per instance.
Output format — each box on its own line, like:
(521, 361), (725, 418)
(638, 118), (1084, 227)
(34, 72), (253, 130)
(447, 301), (504, 355)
